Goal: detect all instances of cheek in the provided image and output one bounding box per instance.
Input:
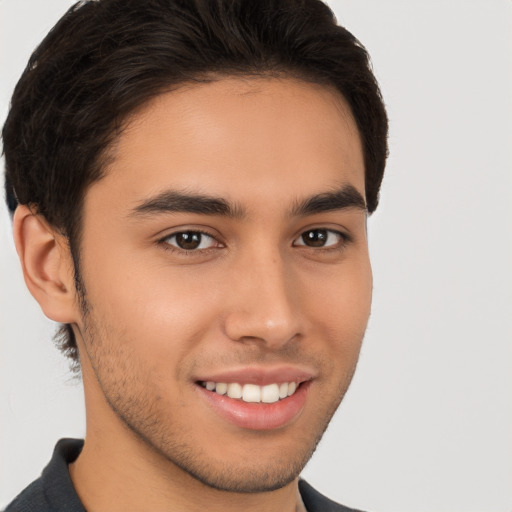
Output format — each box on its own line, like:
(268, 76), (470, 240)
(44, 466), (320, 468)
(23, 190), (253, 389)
(81, 250), (225, 367)
(301, 256), (372, 355)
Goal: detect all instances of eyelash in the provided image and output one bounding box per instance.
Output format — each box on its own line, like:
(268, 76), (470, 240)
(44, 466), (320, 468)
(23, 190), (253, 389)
(158, 229), (221, 254)
(293, 228), (350, 249)
(158, 228), (351, 254)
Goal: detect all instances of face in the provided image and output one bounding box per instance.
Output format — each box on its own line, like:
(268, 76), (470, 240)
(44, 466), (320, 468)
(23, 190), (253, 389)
(73, 77), (371, 492)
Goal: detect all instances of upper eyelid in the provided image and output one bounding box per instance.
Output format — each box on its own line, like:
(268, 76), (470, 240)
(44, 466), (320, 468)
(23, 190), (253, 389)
(158, 227), (220, 242)
(163, 229), (214, 239)
(294, 226), (350, 239)
(158, 230), (222, 254)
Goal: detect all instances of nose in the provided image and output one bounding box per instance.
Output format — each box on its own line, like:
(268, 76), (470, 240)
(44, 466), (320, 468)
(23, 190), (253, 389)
(223, 251), (302, 349)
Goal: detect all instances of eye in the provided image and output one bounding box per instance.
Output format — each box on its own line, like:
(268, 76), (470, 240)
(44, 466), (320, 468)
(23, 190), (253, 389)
(162, 231), (219, 251)
(293, 228), (346, 248)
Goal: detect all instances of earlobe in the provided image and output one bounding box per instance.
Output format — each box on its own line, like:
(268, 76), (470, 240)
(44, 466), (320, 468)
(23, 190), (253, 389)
(13, 205), (79, 324)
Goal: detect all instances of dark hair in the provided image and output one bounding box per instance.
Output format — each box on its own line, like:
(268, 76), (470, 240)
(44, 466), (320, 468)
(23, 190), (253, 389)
(2, 0), (388, 367)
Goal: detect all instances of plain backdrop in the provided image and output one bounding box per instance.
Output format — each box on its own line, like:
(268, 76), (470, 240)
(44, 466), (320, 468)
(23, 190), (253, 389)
(1, 1), (511, 511)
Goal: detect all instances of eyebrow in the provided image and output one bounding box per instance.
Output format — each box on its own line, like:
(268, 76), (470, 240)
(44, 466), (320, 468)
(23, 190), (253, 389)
(129, 184), (366, 219)
(130, 190), (245, 219)
(291, 184), (367, 216)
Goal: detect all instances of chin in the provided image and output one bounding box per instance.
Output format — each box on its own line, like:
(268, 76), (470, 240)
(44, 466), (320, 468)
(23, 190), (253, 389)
(131, 411), (330, 494)
(167, 446), (315, 493)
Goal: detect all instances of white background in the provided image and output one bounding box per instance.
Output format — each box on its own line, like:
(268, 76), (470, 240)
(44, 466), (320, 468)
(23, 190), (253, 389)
(1, 1), (511, 511)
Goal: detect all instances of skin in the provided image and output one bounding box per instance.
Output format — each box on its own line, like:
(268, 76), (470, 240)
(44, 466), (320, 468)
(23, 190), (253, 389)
(15, 77), (371, 512)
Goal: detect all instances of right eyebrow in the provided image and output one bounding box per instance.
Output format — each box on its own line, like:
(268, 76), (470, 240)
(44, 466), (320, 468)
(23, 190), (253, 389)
(290, 184), (367, 216)
(128, 189), (246, 219)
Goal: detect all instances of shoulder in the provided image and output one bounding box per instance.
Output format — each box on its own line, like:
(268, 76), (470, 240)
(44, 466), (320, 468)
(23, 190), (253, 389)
(4, 479), (50, 512)
(299, 479), (367, 512)
(3, 439), (85, 512)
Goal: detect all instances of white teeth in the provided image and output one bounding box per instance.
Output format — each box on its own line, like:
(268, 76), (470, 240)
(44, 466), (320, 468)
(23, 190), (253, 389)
(227, 382), (243, 399)
(216, 382), (228, 395)
(261, 383), (280, 403)
(204, 380), (300, 403)
(242, 384), (261, 403)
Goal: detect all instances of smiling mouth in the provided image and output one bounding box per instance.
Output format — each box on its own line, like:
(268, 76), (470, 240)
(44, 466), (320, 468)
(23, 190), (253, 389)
(198, 381), (300, 404)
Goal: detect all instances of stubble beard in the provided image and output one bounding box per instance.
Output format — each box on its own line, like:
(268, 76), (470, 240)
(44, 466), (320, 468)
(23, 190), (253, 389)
(77, 293), (358, 494)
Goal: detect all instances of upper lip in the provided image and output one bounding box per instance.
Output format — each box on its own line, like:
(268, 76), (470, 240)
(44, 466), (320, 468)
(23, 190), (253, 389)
(194, 365), (316, 386)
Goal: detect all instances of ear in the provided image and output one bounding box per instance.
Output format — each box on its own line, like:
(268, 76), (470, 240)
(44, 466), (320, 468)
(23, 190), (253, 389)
(13, 205), (79, 324)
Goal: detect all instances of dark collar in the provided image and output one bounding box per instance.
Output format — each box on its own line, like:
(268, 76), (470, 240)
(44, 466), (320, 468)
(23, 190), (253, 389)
(40, 438), (86, 511)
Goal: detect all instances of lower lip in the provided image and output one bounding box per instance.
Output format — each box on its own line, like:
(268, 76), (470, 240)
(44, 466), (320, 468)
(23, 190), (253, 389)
(196, 381), (311, 431)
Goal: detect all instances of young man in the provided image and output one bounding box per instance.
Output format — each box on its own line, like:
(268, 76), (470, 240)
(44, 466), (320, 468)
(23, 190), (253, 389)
(3, 0), (387, 510)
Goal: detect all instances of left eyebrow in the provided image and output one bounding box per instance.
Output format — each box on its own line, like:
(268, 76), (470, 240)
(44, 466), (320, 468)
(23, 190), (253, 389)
(291, 184), (367, 216)
(128, 189), (246, 219)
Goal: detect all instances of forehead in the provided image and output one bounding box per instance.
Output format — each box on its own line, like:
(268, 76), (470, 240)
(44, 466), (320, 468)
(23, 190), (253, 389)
(87, 77), (365, 214)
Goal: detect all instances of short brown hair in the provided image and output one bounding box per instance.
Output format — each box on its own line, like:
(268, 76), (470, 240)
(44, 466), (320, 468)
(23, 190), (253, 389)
(3, 0), (388, 366)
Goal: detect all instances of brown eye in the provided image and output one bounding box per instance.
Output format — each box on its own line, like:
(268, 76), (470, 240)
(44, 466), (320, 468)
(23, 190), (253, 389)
(294, 229), (345, 248)
(301, 229), (328, 247)
(164, 231), (217, 251)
